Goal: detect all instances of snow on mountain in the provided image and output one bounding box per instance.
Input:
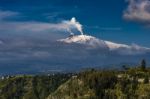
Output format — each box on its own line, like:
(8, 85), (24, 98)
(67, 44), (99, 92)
(58, 34), (150, 55)
(104, 41), (130, 50)
(58, 34), (108, 48)
(58, 35), (94, 43)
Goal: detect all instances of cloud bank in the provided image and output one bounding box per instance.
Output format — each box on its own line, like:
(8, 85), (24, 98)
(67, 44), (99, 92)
(123, 0), (150, 25)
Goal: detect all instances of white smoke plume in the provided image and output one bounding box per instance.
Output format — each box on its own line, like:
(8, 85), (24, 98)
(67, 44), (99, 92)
(63, 17), (84, 35)
(67, 28), (74, 35)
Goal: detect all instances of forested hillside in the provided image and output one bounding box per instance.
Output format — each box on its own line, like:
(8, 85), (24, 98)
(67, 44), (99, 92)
(0, 74), (70, 99)
(1, 60), (150, 99)
(48, 68), (150, 99)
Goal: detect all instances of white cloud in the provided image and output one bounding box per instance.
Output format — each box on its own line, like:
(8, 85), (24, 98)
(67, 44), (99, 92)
(123, 0), (150, 24)
(0, 10), (19, 20)
(0, 21), (68, 32)
(85, 26), (122, 31)
(98, 27), (122, 31)
(0, 10), (83, 36)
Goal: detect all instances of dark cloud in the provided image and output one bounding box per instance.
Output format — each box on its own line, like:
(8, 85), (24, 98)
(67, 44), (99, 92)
(0, 38), (150, 75)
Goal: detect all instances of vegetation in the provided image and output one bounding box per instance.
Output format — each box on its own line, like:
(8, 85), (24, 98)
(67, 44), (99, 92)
(1, 60), (150, 99)
(0, 74), (70, 99)
(48, 70), (150, 99)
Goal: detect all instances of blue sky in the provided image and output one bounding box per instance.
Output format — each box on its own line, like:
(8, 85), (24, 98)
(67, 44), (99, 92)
(0, 0), (150, 47)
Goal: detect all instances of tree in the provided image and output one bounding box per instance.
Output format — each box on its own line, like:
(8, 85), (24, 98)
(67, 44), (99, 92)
(141, 59), (146, 71)
(122, 65), (129, 71)
(144, 76), (149, 84)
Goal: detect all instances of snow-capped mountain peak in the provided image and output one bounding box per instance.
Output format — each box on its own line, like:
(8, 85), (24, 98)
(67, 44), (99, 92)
(58, 34), (131, 49)
(58, 34), (108, 48)
(58, 35), (96, 43)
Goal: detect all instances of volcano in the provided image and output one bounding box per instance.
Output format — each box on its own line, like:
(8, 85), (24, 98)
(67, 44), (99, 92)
(58, 34), (150, 55)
